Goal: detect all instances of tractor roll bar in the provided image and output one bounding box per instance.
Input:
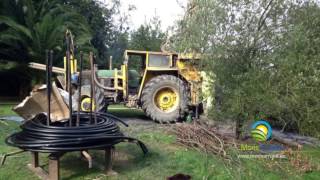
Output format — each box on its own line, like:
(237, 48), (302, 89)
(93, 64), (117, 91)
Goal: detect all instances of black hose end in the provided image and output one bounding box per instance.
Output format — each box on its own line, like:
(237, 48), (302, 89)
(137, 141), (148, 155)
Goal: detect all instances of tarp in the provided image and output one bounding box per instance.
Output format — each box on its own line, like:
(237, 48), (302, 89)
(13, 83), (69, 122)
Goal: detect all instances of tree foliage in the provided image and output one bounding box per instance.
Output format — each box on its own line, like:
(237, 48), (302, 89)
(0, 0), (92, 65)
(173, 0), (320, 137)
(129, 16), (166, 51)
(59, 0), (121, 64)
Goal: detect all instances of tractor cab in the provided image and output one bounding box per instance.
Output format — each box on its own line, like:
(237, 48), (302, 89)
(95, 50), (177, 105)
(123, 50), (178, 93)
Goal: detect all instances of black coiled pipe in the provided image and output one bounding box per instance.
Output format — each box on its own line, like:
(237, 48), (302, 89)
(6, 112), (148, 154)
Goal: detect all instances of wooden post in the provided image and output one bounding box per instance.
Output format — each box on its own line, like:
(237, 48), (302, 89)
(105, 147), (117, 176)
(27, 152), (48, 180)
(105, 148), (112, 172)
(31, 152), (39, 168)
(48, 154), (60, 180)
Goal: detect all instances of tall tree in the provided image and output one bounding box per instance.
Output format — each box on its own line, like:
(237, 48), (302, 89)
(58, 0), (120, 64)
(172, 0), (320, 137)
(129, 15), (165, 51)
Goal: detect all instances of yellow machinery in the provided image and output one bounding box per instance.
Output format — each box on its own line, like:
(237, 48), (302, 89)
(90, 50), (202, 123)
(29, 49), (203, 123)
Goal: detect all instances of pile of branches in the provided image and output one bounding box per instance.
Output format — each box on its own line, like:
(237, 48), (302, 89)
(170, 121), (237, 157)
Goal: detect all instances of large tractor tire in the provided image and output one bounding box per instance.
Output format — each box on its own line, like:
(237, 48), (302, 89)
(73, 84), (106, 112)
(141, 75), (189, 123)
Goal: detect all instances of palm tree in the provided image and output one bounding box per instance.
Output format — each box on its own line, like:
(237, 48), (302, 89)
(0, 0), (93, 65)
(0, 0), (95, 96)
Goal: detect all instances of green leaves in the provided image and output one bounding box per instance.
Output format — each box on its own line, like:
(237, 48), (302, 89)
(129, 16), (165, 51)
(0, 15), (32, 39)
(174, 0), (320, 137)
(0, 0), (93, 64)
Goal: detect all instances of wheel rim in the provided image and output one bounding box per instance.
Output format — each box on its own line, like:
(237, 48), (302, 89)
(153, 87), (179, 113)
(81, 97), (96, 112)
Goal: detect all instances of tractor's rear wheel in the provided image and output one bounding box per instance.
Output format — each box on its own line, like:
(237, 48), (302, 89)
(73, 84), (106, 112)
(141, 75), (189, 123)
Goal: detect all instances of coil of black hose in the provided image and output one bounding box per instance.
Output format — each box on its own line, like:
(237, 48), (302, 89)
(6, 112), (148, 154)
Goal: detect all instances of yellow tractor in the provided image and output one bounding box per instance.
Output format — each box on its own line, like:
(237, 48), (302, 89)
(88, 50), (202, 123)
(30, 50), (202, 123)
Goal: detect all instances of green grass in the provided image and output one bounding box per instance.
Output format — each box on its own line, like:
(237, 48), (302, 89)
(0, 103), (17, 116)
(0, 120), (228, 180)
(1, 120), (320, 180)
(1, 104), (320, 179)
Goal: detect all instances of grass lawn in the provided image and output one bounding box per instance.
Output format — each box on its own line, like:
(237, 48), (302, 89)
(1, 104), (320, 179)
(0, 102), (17, 116)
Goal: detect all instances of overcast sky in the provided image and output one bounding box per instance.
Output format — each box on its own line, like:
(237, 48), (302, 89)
(100, 0), (188, 31)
